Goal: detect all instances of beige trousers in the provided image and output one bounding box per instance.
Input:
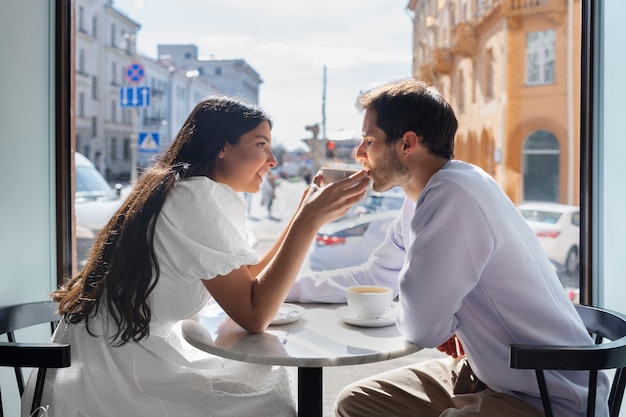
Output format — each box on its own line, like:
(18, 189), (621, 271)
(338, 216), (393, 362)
(334, 357), (544, 417)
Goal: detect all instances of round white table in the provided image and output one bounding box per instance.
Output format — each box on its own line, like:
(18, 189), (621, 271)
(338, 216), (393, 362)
(181, 302), (420, 417)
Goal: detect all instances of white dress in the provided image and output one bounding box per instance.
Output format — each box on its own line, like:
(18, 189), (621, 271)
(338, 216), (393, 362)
(22, 177), (296, 417)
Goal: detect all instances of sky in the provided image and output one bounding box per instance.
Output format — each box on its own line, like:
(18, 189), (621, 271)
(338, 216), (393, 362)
(113, 0), (413, 151)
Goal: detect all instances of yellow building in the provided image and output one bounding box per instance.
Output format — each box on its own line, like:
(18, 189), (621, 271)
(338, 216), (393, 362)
(408, 0), (580, 205)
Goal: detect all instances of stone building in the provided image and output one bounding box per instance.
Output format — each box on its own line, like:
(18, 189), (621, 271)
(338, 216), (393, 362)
(408, 0), (580, 204)
(75, 0), (262, 181)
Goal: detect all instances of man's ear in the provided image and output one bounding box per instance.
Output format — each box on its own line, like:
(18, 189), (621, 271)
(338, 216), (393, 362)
(400, 131), (419, 155)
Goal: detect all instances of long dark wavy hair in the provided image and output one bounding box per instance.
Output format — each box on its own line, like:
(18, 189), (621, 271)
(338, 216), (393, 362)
(356, 78), (458, 159)
(54, 96), (272, 345)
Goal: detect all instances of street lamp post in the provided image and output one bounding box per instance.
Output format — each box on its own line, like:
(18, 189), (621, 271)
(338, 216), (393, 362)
(122, 31), (142, 185)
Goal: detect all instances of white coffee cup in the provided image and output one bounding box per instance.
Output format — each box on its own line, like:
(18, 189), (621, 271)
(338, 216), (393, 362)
(321, 167), (357, 185)
(346, 285), (394, 320)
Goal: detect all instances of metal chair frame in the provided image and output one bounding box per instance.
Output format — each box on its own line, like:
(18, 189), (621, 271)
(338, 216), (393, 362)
(0, 301), (71, 417)
(510, 304), (626, 417)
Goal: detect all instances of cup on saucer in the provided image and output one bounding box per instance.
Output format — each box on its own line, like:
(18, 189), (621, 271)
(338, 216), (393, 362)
(346, 285), (394, 320)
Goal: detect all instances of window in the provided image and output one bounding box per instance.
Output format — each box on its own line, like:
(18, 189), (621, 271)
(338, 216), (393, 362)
(123, 138), (131, 160)
(457, 69), (464, 112)
(78, 6), (85, 33)
(111, 99), (117, 122)
(110, 24), (116, 47)
(111, 137), (118, 161)
(111, 62), (117, 85)
(91, 75), (98, 100)
(409, 1), (580, 297)
(78, 49), (85, 74)
(486, 48), (494, 98)
(68, 0), (583, 303)
(91, 116), (97, 138)
(78, 92), (85, 117)
(522, 131), (560, 202)
(526, 30), (555, 86)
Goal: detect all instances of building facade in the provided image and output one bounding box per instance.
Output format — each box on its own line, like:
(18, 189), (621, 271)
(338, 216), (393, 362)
(408, 0), (580, 205)
(75, 0), (262, 181)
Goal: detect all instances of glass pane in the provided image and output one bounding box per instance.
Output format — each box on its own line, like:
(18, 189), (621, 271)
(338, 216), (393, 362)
(73, 0), (581, 295)
(72, 0), (412, 271)
(410, 0), (581, 300)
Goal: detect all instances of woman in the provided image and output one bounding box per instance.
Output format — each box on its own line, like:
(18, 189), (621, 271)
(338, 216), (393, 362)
(23, 96), (369, 417)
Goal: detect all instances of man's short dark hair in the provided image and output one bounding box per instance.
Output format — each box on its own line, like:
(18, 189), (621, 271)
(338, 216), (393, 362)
(356, 78), (458, 159)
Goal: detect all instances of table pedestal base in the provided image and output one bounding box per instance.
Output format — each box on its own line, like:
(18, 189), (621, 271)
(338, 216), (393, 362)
(298, 367), (323, 417)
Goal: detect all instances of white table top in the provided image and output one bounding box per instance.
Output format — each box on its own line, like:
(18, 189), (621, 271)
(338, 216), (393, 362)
(181, 302), (420, 368)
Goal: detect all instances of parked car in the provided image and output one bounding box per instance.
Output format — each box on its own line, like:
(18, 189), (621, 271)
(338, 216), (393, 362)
(355, 186), (405, 214)
(517, 202), (580, 274)
(74, 152), (123, 268)
(338, 186), (405, 220)
(307, 210), (400, 271)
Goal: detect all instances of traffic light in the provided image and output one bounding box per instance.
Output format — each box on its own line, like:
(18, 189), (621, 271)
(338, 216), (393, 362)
(326, 140), (336, 159)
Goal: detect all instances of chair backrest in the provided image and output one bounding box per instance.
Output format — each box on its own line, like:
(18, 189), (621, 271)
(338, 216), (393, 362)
(0, 300), (71, 417)
(510, 304), (626, 417)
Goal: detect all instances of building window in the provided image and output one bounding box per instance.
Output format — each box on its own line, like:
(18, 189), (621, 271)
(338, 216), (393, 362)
(78, 92), (85, 118)
(526, 30), (555, 86)
(91, 75), (98, 100)
(92, 16), (97, 37)
(78, 49), (85, 74)
(110, 24), (116, 47)
(123, 138), (131, 161)
(111, 137), (118, 161)
(91, 116), (97, 138)
(111, 62), (117, 85)
(78, 6), (85, 33)
(522, 130), (560, 202)
(215, 67), (222, 75)
(111, 100), (116, 123)
(122, 108), (130, 125)
(486, 48), (494, 98)
(457, 69), (465, 112)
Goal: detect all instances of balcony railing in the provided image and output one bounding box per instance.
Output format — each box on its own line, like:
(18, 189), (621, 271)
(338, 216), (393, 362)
(451, 22), (477, 57)
(504, 0), (567, 22)
(433, 48), (453, 75)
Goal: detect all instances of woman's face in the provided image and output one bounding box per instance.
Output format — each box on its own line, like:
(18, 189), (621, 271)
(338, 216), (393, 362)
(213, 120), (277, 193)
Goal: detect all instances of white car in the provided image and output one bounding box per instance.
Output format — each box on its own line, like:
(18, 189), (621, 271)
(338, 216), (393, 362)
(517, 202), (580, 274)
(307, 210), (400, 271)
(74, 153), (124, 267)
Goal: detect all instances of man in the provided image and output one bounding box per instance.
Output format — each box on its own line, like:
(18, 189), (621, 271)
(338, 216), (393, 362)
(288, 79), (609, 417)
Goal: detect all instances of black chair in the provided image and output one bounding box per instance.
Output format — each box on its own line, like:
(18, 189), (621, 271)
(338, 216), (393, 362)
(0, 301), (71, 417)
(510, 304), (626, 417)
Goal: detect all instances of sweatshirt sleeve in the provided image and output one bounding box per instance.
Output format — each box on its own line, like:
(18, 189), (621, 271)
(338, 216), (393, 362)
(396, 179), (494, 348)
(286, 211), (408, 303)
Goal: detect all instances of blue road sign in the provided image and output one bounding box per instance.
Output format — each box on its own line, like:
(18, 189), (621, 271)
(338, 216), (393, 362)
(138, 132), (159, 153)
(120, 86), (150, 107)
(125, 62), (145, 84)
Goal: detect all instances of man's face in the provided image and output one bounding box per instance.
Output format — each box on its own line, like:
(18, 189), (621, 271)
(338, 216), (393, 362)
(355, 109), (409, 192)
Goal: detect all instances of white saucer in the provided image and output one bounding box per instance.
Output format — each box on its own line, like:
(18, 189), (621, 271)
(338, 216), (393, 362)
(337, 303), (397, 327)
(270, 303), (306, 325)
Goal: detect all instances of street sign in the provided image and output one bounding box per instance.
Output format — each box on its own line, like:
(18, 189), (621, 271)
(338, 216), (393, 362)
(120, 86), (150, 107)
(138, 132), (159, 153)
(125, 62), (145, 84)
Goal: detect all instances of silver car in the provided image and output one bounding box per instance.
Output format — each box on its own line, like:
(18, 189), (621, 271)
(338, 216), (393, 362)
(517, 202), (580, 275)
(307, 210), (400, 271)
(74, 153), (123, 268)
